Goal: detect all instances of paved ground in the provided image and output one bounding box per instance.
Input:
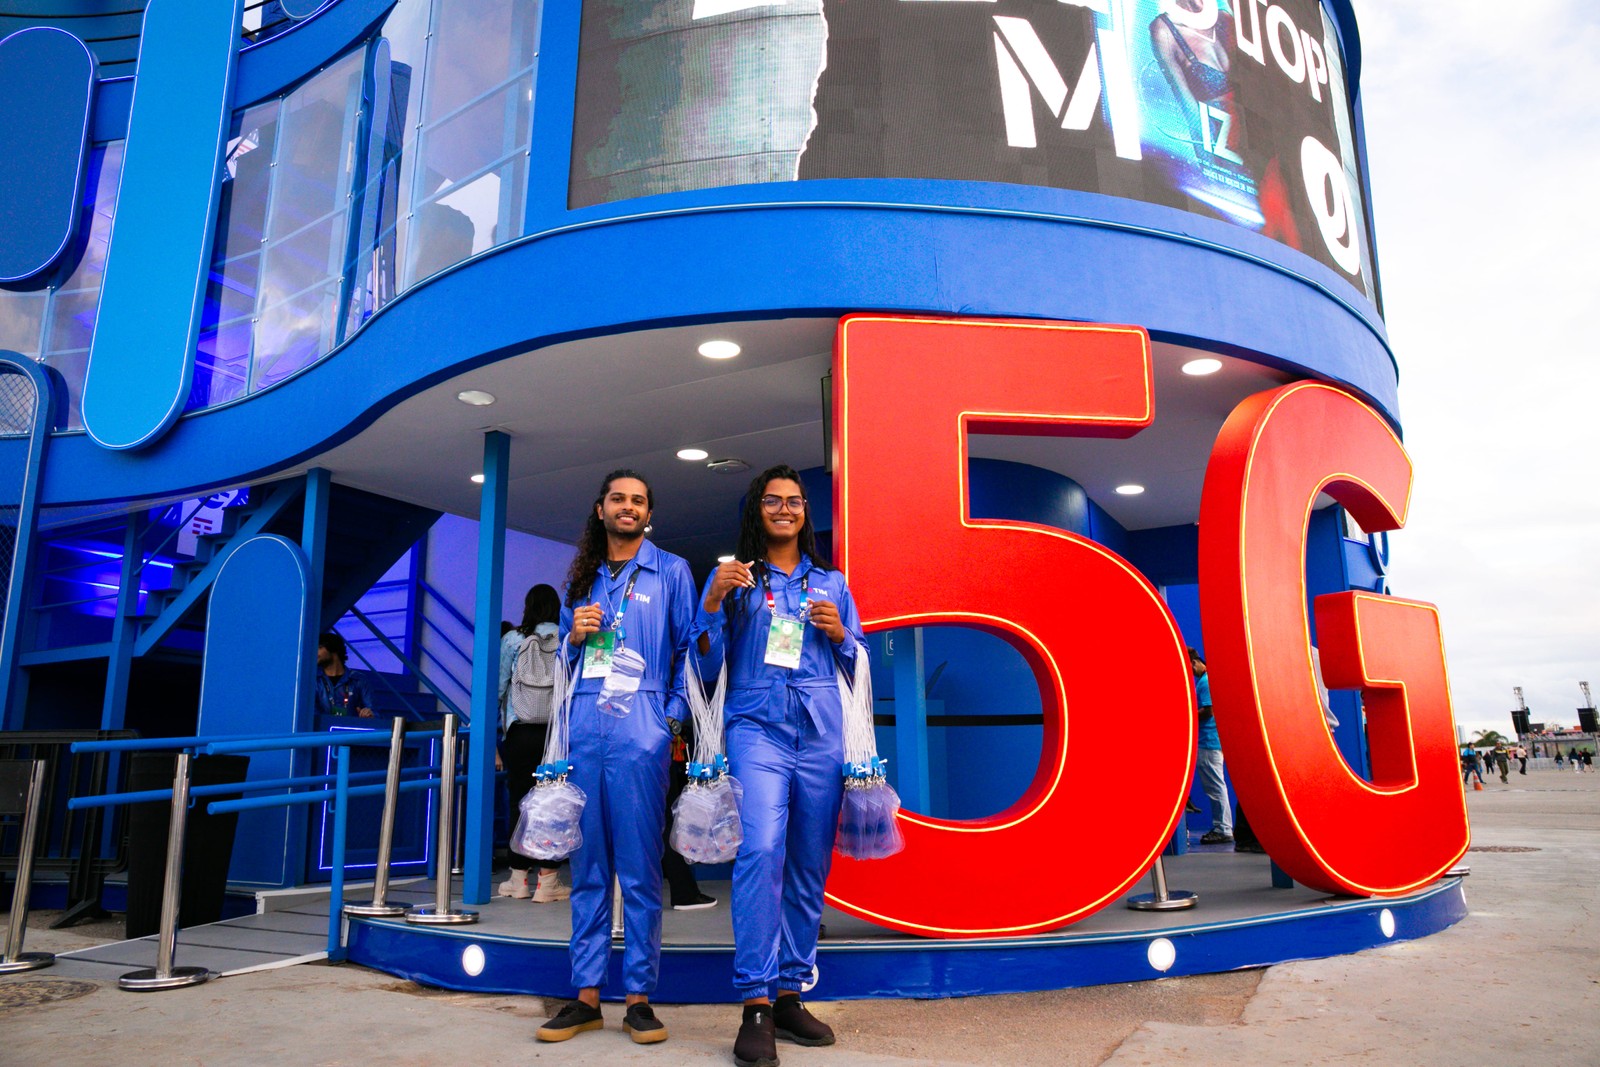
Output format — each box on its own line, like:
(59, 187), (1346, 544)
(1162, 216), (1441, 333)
(3, 769), (1596, 1066)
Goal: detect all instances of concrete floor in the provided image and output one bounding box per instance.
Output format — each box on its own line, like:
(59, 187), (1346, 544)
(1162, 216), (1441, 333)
(3, 768), (1597, 1066)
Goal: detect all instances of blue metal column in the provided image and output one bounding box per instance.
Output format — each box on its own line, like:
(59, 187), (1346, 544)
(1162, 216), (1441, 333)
(300, 469), (330, 719)
(0, 355), (56, 729)
(891, 627), (930, 812)
(465, 431), (509, 904)
(293, 469), (331, 883)
(100, 513), (143, 731)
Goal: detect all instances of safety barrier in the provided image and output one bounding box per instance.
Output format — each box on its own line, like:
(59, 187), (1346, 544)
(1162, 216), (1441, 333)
(68, 719), (467, 985)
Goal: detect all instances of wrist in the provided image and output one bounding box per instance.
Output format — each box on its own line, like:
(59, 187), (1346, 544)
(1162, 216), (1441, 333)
(704, 595), (723, 613)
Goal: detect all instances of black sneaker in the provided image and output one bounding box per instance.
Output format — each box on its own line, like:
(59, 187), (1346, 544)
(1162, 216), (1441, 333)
(1200, 830), (1234, 845)
(734, 1005), (779, 1067)
(625, 1002), (668, 1044)
(673, 892), (719, 911)
(536, 999), (603, 1042)
(774, 993), (835, 1047)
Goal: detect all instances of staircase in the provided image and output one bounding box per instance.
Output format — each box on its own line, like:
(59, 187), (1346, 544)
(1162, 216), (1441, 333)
(20, 475), (443, 728)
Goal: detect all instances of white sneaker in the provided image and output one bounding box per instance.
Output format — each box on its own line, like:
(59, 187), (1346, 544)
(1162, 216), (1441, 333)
(532, 869), (570, 903)
(498, 869), (531, 899)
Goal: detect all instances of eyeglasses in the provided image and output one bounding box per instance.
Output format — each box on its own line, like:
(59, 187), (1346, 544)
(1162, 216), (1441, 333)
(760, 495), (806, 513)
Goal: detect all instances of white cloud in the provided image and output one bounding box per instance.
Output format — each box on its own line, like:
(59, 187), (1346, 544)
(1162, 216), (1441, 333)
(1358, 3), (1600, 734)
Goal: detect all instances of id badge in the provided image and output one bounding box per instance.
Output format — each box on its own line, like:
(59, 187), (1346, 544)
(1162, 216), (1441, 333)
(582, 629), (617, 679)
(764, 614), (804, 669)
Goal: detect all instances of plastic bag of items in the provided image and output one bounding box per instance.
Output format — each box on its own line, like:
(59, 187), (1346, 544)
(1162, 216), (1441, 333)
(670, 756), (745, 864)
(669, 656), (744, 864)
(512, 776), (587, 861)
(510, 654), (587, 861)
(834, 650), (905, 860)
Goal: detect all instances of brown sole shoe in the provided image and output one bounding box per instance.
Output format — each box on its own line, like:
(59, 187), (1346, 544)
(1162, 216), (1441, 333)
(626, 1022), (669, 1044)
(536, 1018), (602, 1042)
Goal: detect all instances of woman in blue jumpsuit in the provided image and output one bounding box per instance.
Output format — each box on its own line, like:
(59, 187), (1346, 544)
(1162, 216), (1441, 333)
(695, 465), (865, 1067)
(536, 470), (696, 1047)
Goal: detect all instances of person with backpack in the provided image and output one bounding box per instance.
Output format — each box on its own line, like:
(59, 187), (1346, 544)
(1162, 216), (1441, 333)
(498, 583), (568, 903)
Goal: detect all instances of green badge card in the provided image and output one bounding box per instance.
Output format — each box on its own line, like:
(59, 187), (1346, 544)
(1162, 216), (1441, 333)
(583, 629), (617, 679)
(764, 614), (804, 669)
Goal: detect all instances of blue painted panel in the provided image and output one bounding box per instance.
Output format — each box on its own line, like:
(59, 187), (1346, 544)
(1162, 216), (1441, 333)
(81, 0), (243, 451)
(0, 28), (96, 286)
(198, 532), (314, 887)
(344, 877), (1467, 1001)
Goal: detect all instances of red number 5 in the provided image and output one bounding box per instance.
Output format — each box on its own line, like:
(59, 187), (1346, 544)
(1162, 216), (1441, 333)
(826, 315), (1197, 937)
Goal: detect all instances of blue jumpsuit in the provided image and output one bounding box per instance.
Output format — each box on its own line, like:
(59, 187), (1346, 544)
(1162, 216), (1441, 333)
(560, 539), (697, 995)
(694, 557), (865, 1000)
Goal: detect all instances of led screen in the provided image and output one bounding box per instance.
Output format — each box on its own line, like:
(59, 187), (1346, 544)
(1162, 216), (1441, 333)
(571, 0), (1377, 301)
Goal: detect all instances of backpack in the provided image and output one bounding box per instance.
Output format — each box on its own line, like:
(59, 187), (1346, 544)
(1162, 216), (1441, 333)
(508, 631), (562, 724)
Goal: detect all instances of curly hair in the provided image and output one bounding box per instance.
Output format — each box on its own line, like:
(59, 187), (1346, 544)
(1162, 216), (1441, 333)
(565, 469), (654, 607)
(726, 464), (829, 618)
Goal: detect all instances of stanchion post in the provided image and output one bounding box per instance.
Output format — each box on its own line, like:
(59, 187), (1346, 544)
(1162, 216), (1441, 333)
(345, 718), (408, 918)
(405, 716), (478, 925)
(1127, 856), (1199, 911)
(0, 760), (55, 973)
(326, 747), (352, 960)
(119, 752), (217, 989)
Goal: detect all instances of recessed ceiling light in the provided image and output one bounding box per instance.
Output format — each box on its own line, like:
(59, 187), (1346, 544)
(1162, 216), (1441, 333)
(1181, 358), (1222, 376)
(1115, 484), (1145, 496)
(457, 389), (496, 405)
(676, 447), (710, 461)
(716, 554), (736, 564)
(470, 473), (485, 484)
(697, 340), (741, 360)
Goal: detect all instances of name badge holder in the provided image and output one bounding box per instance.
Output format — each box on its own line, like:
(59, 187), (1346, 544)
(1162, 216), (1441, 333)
(760, 565), (811, 669)
(580, 566), (640, 681)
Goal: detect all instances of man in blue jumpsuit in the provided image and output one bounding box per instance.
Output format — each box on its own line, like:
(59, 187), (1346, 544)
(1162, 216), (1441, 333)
(536, 470), (697, 1046)
(695, 465), (866, 1067)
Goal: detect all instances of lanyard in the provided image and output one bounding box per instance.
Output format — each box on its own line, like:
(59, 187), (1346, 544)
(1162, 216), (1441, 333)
(592, 564), (642, 641)
(321, 673), (351, 709)
(760, 562), (811, 618)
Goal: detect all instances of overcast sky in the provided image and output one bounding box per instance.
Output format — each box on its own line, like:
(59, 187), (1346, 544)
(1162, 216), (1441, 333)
(1354, 3), (1600, 738)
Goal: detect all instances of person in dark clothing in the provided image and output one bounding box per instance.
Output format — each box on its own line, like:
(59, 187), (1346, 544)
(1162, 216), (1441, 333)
(315, 632), (374, 717)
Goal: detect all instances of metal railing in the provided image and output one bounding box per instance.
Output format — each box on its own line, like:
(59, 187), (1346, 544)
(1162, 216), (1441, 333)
(68, 717), (473, 984)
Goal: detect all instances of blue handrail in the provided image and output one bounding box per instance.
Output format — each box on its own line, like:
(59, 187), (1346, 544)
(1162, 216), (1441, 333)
(70, 732), (292, 755)
(205, 773), (465, 815)
(203, 729), (447, 755)
(66, 764), (442, 811)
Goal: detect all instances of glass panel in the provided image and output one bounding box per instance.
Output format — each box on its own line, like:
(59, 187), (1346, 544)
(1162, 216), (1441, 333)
(0, 292), (46, 360)
(250, 50), (363, 390)
(29, 143), (124, 431)
(343, 0), (431, 336)
(192, 102), (279, 410)
(398, 0), (538, 290)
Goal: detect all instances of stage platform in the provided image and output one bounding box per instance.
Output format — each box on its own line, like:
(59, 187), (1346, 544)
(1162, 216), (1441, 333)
(344, 851), (1468, 1002)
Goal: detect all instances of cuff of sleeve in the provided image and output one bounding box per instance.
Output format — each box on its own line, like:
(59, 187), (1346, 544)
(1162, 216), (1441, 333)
(691, 605), (726, 639)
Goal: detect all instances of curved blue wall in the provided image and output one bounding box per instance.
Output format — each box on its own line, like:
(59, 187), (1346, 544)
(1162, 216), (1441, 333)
(0, 0), (1394, 508)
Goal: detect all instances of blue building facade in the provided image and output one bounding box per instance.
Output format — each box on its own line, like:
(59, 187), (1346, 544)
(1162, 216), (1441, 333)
(0, 0), (1394, 899)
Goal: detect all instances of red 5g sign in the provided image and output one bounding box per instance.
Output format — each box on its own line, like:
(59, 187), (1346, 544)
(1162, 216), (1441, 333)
(826, 315), (1468, 938)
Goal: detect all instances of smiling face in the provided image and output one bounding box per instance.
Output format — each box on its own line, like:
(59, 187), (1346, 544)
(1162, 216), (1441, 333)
(759, 477), (807, 545)
(597, 477), (652, 542)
